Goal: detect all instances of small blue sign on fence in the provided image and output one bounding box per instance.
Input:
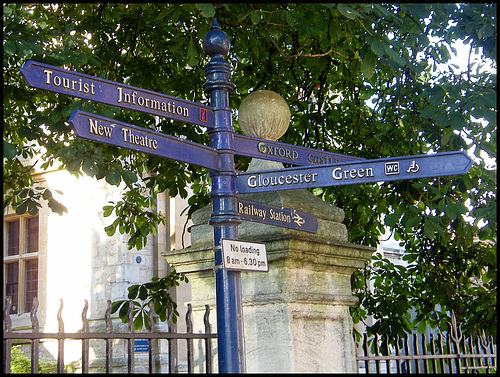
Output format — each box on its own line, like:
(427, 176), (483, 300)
(134, 339), (149, 353)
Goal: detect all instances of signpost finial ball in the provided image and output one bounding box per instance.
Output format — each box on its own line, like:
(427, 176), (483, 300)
(238, 90), (291, 141)
(203, 19), (230, 57)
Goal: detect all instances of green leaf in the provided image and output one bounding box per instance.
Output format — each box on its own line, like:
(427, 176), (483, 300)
(417, 320), (427, 334)
(4, 40), (17, 55)
(383, 44), (406, 66)
(15, 200), (29, 215)
(370, 41), (385, 57)
(421, 108), (441, 119)
(423, 218), (435, 239)
(196, 3), (215, 18)
(48, 198), (68, 215)
(3, 140), (17, 159)
(250, 10), (261, 24)
(103, 205), (114, 217)
(361, 50), (378, 79)
(106, 167), (121, 186)
(337, 4), (360, 19)
(134, 313), (144, 331)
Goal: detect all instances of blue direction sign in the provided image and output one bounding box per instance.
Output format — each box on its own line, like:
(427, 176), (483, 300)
(235, 152), (473, 194)
(69, 111), (219, 171)
(20, 60), (215, 127)
(238, 198), (318, 233)
(233, 134), (365, 166)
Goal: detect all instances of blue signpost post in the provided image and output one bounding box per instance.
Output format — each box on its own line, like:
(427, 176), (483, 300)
(20, 19), (474, 374)
(202, 20), (246, 373)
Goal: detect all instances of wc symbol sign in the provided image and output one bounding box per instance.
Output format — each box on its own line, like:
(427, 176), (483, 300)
(385, 162), (400, 175)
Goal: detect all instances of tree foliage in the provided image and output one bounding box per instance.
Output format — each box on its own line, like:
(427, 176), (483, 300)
(4, 4), (496, 339)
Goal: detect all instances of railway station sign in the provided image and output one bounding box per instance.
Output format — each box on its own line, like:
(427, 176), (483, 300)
(238, 198), (318, 233)
(222, 239), (268, 272)
(69, 111), (219, 171)
(20, 60), (215, 127)
(235, 152), (473, 194)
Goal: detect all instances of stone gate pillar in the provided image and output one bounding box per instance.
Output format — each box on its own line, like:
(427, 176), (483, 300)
(163, 91), (374, 373)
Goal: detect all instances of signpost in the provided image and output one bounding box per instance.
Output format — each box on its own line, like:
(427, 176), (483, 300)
(238, 198), (318, 233)
(69, 111), (219, 171)
(235, 152), (473, 194)
(20, 19), (474, 375)
(233, 134), (365, 166)
(20, 60), (215, 127)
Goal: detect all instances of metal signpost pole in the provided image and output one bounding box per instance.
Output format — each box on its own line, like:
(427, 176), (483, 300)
(203, 20), (246, 373)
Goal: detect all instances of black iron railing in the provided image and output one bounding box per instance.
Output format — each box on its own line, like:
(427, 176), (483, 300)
(356, 313), (497, 374)
(3, 297), (216, 374)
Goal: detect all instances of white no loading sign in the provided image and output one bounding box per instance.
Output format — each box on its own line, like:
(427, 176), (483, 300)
(222, 239), (268, 272)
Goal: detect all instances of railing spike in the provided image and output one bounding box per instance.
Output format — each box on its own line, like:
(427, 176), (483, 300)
(82, 299), (89, 331)
(4, 296), (12, 332)
(57, 299), (64, 333)
(186, 303), (193, 333)
(56, 299), (64, 373)
(204, 304), (211, 333)
(147, 301), (155, 332)
(167, 303), (174, 333)
(105, 299), (113, 333)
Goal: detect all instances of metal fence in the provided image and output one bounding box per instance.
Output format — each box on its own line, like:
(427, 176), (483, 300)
(3, 297), (217, 374)
(356, 313), (497, 374)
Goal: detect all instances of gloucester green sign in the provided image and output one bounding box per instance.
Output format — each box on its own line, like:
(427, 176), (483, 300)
(235, 152), (473, 194)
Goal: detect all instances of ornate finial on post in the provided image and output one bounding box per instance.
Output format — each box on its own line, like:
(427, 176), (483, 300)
(203, 19), (231, 58)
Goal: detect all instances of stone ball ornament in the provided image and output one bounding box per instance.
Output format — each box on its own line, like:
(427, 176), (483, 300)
(238, 90), (291, 141)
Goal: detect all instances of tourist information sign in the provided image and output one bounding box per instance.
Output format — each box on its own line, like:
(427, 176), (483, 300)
(69, 110), (219, 171)
(222, 239), (268, 272)
(238, 198), (318, 233)
(20, 60), (215, 127)
(235, 152), (474, 194)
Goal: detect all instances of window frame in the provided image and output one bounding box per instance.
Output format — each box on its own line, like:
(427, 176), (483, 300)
(3, 214), (39, 315)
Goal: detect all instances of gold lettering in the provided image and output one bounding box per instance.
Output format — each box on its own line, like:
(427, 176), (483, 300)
(89, 119), (98, 135)
(62, 77), (70, 89)
(43, 70), (53, 84)
(151, 99), (160, 110)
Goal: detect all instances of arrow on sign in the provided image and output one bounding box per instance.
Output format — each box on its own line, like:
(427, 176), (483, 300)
(235, 152), (473, 194)
(20, 60), (215, 127)
(238, 198), (318, 233)
(69, 111), (219, 171)
(233, 134), (364, 166)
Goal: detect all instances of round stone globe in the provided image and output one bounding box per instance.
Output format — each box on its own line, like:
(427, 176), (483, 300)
(238, 90), (290, 141)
